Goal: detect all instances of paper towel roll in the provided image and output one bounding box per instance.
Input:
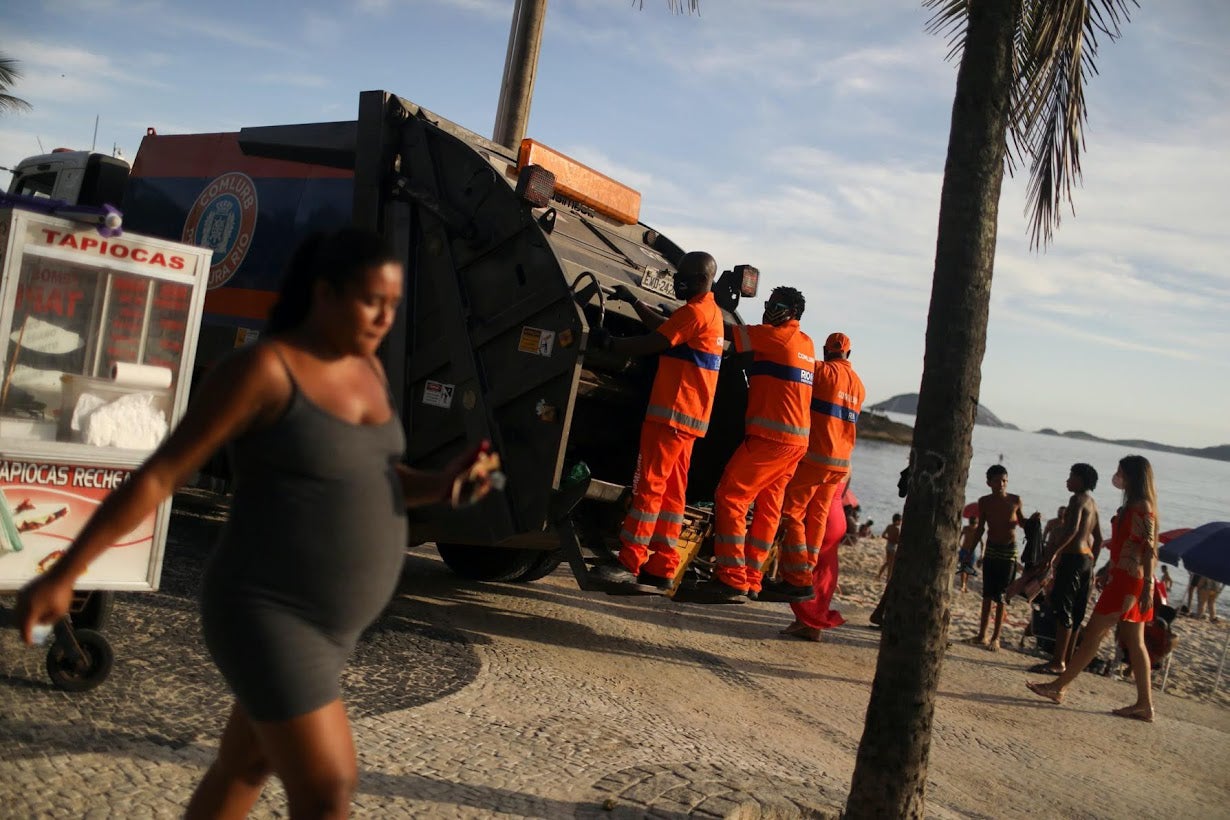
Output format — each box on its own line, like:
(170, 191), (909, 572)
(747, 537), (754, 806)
(111, 362), (173, 389)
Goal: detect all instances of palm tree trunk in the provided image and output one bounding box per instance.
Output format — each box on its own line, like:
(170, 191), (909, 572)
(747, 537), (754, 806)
(844, 0), (1021, 817)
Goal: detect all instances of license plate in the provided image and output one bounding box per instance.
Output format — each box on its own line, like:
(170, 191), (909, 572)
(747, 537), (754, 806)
(640, 269), (676, 299)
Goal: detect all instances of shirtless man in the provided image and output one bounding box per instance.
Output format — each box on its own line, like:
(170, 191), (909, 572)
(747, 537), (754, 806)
(1030, 463), (1102, 674)
(963, 465), (1026, 650)
(1043, 505), (1066, 549)
(876, 514), (902, 582)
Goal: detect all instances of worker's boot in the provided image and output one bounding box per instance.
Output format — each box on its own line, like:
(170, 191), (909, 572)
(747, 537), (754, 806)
(757, 578), (813, 603)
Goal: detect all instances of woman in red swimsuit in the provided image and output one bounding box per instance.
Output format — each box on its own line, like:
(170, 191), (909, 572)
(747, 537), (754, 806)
(1027, 455), (1158, 721)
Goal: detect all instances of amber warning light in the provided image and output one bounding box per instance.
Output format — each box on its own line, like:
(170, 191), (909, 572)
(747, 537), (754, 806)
(517, 139), (642, 225)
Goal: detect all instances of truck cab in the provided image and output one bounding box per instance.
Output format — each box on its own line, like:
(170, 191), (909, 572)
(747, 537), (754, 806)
(8, 149), (130, 209)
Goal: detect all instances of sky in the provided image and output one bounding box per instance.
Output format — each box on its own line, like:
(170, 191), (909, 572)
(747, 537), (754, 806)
(1, 0), (1227, 448)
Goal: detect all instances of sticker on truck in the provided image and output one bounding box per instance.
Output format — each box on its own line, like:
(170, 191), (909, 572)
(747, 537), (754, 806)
(423, 380), (455, 409)
(518, 327), (555, 357)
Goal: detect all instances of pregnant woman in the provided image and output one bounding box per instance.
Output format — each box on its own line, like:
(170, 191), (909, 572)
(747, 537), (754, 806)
(1026, 454), (1158, 722)
(17, 229), (500, 818)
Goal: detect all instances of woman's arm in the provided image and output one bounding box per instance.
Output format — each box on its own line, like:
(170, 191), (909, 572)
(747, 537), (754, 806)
(396, 444), (502, 509)
(16, 345), (285, 641)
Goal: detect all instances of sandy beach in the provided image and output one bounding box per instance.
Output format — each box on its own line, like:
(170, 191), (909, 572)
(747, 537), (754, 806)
(837, 534), (1230, 710)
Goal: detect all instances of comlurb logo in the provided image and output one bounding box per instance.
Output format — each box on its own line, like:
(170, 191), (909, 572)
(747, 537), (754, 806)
(182, 172), (257, 289)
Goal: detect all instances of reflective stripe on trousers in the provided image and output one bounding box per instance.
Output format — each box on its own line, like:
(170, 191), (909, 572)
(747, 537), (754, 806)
(713, 436), (808, 592)
(617, 421), (697, 578)
(777, 460), (849, 587)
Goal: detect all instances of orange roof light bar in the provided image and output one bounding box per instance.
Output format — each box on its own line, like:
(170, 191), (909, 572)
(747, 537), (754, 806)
(517, 139), (641, 225)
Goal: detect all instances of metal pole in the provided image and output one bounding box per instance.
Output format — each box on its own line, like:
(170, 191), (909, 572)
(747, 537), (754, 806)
(1214, 630), (1229, 695)
(492, 0), (548, 151)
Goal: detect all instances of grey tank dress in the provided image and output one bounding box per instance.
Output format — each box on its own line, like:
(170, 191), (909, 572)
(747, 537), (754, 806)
(201, 363), (407, 721)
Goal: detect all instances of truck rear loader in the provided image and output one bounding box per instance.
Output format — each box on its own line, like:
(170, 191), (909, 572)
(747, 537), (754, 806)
(7, 90), (761, 589)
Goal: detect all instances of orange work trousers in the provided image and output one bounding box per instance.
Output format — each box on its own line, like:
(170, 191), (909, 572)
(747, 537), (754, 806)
(790, 490), (849, 629)
(617, 421), (698, 579)
(713, 436), (807, 593)
(777, 460), (849, 587)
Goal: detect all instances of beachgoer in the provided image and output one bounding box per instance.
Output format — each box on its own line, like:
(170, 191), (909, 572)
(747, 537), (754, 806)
(1030, 463), (1102, 675)
(1027, 455), (1160, 722)
(780, 483), (850, 641)
(1182, 573), (1203, 615)
(962, 465), (1027, 651)
(1043, 505), (1066, 548)
(1021, 511), (1044, 570)
(16, 229), (501, 817)
(841, 504), (860, 546)
(1160, 566), (1173, 594)
(762, 330), (864, 609)
(587, 252), (723, 593)
(956, 516), (980, 593)
(1196, 576), (1224, 623)
(858, 520), (874, 539)
(683, 287), (814, 603)
(868, 457), (912, 627)
(876, 514), (902, 582)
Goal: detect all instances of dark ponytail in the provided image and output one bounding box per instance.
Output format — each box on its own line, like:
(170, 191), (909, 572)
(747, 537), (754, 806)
(265, 228), (399, 334)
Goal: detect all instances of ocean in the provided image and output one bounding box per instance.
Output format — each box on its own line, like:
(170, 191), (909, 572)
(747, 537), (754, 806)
(849, 413), (1230, 602)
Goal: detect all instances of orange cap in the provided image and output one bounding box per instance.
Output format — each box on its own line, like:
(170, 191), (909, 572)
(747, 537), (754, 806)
(824, 332), (851, 353)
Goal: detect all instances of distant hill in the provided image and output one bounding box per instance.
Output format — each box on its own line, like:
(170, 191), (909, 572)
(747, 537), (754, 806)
(869, 393), (1019, 430)
(857, 411), (913, 445)
(1036, 429), (1230, 464)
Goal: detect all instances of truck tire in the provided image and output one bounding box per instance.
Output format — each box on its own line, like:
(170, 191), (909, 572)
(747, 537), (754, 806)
(511, 549), (565, 583)
(435, 544), (540, 582)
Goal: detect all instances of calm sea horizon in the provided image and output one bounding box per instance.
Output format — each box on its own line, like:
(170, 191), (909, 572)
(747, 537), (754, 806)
(849, 412), (1229, 602)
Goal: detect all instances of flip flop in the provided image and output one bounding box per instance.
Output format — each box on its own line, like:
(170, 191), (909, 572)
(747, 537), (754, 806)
(1028, 662), (1063, 675)
(1111, 706), (1154, 723)
(1026, 681), (1063, 704)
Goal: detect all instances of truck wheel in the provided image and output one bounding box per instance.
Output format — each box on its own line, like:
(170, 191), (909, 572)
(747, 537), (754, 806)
(70, 591), (115, 631)
(511, 549), (564, 583)
(46, 629), (114, 693)
(436, 544), (539, 582)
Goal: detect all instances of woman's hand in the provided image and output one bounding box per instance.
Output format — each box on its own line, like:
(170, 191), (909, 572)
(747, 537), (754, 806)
(445, 442), (503, 508)
(14, 569), (75, 645)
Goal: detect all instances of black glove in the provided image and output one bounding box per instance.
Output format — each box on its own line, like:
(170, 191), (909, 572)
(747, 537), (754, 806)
(609, 284), (637, 304)
(589, 327), (612, 351)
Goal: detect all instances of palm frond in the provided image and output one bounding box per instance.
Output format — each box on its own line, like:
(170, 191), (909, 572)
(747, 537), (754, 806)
(1011, 0), (1135, 248)
(0, 57), (32, 114)
(635, 0), (700, 14)
(923, 0), (972, 62)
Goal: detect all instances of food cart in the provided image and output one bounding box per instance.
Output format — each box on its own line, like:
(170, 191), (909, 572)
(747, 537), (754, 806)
(0, 204), (210, 690)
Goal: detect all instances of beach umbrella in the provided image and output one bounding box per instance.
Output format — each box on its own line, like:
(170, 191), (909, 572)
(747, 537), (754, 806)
(1159, 528), (1192, 545)
(962, 501), (979, 519)
(1157, 521), (1230, 695)
(1157, 522), (1230, 582)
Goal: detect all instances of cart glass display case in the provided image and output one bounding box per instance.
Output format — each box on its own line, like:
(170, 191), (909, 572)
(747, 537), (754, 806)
(0, 207), (211, 590)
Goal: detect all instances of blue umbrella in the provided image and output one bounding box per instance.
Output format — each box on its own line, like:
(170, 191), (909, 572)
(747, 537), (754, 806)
(1158, 521), (1230, 695)
(1159, 521), (1230, 585)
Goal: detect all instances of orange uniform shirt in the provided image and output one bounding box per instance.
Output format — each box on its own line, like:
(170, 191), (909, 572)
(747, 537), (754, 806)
(732, 320), (815, 446)
(805, 358), (865, 469)
(646, 291), (725, 436)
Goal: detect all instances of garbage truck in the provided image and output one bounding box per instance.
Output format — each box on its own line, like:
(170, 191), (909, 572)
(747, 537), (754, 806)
(6, 90), (761, 588)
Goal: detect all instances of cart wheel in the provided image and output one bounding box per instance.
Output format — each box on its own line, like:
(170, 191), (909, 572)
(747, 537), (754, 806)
(436, 543), (539, 582)
(45, 629), (114, 692)
(70, 591), (115, 631)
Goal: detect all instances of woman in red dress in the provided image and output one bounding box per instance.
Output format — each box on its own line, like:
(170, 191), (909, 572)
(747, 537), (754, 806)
(1027, 455), (1158, 721)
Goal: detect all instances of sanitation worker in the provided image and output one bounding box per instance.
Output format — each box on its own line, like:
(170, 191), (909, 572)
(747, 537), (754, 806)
(761, 332), (865, 606)
(588, 251), (724, 592)
(678, 286), (814, 604)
